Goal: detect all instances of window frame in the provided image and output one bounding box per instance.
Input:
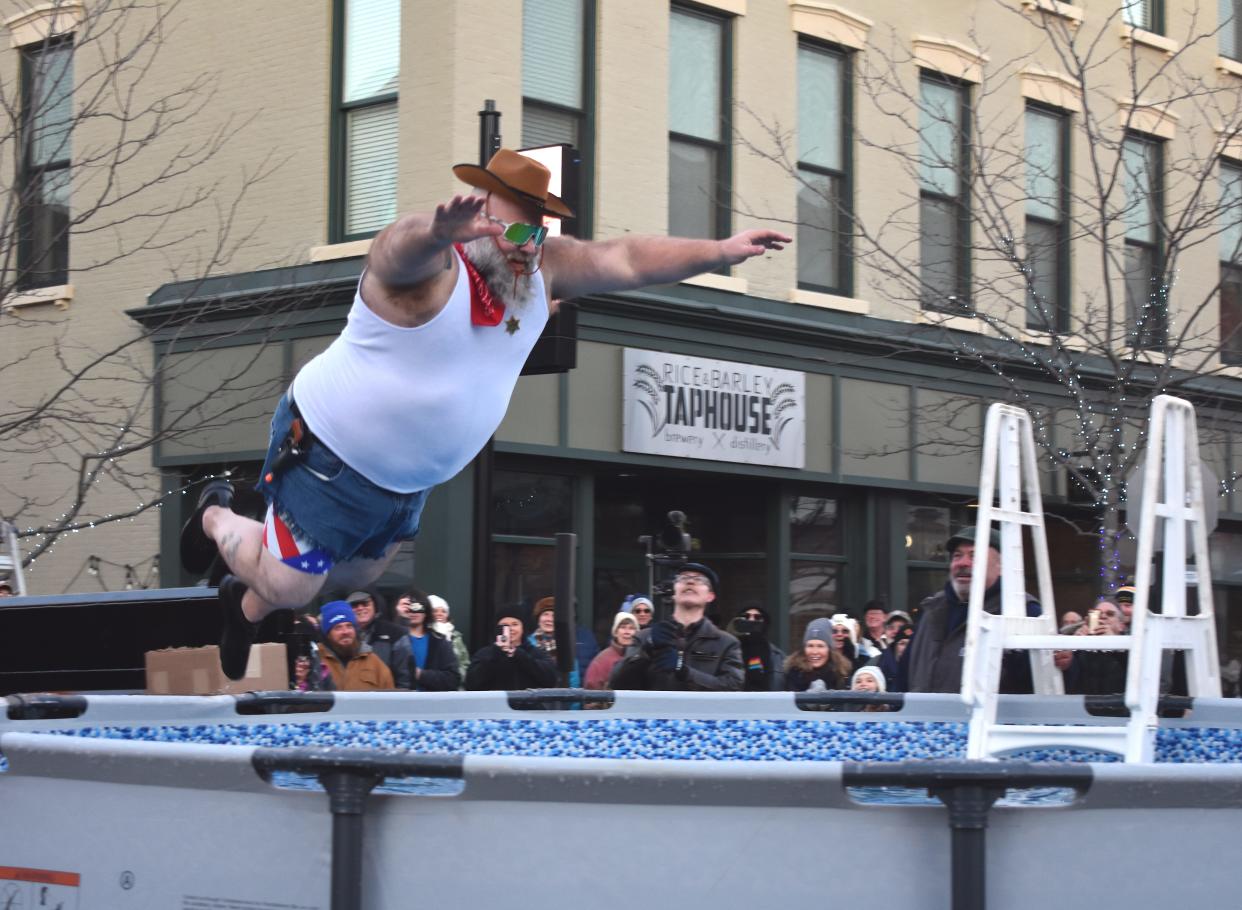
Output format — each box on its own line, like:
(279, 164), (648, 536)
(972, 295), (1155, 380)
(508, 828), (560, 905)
(521, 0), (597, 239)
(795, 37), (854, 297)
(17, 36), (73, 291)
(1222, 261), (1242, 364)
(1122, 131), (1166, 350)
(328, 0), (400, 244)
(1221, 158), (1242, 364)
(668, 2), (733, 248)
(787, 496), (848, 636)
(1224, 0), (1242, 62)
(918, 71), (972, 313)
(1123, 0), (1166, 34)
(1024, 102), (1072, 334)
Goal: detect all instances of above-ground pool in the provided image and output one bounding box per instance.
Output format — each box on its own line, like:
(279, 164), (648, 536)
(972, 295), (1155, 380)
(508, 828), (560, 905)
(5, 689), (1242, 910)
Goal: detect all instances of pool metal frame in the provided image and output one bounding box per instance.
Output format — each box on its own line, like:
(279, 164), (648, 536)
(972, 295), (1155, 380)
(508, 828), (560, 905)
(5, 689), (1242, 910)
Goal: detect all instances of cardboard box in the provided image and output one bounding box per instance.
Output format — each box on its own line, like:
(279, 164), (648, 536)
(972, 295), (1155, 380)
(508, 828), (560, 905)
(145, 643), (288, 695)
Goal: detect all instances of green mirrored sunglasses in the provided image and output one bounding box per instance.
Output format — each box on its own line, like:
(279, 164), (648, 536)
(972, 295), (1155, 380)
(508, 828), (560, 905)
(486, 214), (548, 247)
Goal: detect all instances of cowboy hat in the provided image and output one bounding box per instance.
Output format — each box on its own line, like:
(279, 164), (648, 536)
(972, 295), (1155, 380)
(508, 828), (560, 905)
(452, 148), (574, 218)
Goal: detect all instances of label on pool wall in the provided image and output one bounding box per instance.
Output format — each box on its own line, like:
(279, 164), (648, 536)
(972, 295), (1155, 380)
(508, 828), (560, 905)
(182, 898), (320, 909)
(0, 865), (80, 908)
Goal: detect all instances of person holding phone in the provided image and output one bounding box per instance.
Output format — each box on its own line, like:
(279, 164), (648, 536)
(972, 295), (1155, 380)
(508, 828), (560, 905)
(725, 604), (786, 691)
(394, 589), (460, 692)
(1061, 599), (1129, 695)
(464, 606), (557, 691)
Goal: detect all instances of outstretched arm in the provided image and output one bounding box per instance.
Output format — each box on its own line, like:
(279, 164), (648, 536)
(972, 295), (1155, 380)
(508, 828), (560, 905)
(545, 229), (791, 301)
(365, 195), (503, 291)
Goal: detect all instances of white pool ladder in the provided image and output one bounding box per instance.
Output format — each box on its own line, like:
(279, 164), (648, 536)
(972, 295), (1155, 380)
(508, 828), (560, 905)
(1122, 395), (1221, 760)
(961, 395), (1219, 763)
(0, 519), (26, 596)
(960, 404), (1067, 757)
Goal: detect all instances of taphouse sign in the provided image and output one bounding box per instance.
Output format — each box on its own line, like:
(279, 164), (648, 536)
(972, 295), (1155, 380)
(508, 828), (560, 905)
(623, 349), (805, 468)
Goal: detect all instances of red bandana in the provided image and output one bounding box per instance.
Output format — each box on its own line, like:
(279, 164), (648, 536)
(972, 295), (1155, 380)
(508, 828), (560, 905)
(454, 243), (506, 326)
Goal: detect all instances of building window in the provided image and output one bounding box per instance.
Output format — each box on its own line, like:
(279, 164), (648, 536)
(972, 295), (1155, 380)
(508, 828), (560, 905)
(1025, 105), (1071, 332)
(1221, 160), (1242, 363)
(491, 470), (575, 615)
(522, 0), (588, 148)
(1225, 0), (1242, 60)
(905, 504), (951, 615)
(796, 41), (851, 295)
(522, 0), (594, 236)
(331, 0), (400, 241)
(1122, 133), (1165, 349)
(789, 495), (846, 649)
(1123, 0), (1164, 33)
(668, 4), (731, 243)
(919, 74), (970, 312)
(18, 40), (73, 290)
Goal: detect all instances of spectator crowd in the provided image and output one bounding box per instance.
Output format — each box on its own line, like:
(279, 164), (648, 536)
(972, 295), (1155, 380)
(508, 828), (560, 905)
(282, 527), (1184, 699)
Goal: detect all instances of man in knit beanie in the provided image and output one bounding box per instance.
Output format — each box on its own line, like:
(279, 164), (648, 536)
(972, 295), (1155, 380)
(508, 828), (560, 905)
(317, 601), (395, 691)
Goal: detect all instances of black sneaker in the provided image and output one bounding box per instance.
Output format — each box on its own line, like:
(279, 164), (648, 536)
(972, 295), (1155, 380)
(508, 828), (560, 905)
(218, 574), (257, 681)
(179, 479), (234, 575)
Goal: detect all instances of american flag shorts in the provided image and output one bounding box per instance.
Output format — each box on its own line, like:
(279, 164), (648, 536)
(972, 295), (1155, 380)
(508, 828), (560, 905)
(262, 504), (334, 575)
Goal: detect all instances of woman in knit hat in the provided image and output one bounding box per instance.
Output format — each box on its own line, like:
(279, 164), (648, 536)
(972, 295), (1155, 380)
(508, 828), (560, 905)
(527, 596), (583, 688)
(784, 617), (852, 691)
(584, 612), (641, 690)
(426, 593), (470, 682)
(621, 593), (655, 629)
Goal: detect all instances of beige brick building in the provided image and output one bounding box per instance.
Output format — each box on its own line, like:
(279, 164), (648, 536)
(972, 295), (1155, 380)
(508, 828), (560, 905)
(4, 0), (1242, 667)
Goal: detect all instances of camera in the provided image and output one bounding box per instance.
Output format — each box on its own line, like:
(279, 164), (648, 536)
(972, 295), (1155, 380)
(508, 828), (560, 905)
(638, 510), (694, 609)
(733, 617), (760, 637)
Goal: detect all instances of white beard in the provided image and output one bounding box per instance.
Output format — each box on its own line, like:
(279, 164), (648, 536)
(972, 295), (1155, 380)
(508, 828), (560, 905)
(462, 237), (536, 312)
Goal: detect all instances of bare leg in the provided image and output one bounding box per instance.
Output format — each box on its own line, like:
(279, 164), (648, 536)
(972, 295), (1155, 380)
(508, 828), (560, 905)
(203, 506), (328, 622)
(323, 541), (403, 592)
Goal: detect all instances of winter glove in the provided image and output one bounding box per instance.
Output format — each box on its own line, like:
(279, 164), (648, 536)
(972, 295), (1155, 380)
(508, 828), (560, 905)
(650, 646), (680, 674)
(646, 619), (680, 651)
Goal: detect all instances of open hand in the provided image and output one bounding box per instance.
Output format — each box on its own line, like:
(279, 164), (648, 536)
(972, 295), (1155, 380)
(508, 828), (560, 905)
(719, 229), (792, 266)
(430, 195), (504, 246)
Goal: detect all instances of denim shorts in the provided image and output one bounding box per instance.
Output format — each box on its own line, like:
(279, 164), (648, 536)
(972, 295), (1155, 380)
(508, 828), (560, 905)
(255, 393), (429, 563)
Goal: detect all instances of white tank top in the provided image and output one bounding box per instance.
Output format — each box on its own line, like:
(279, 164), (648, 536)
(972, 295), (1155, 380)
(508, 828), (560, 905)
(291, 250), (549, 493)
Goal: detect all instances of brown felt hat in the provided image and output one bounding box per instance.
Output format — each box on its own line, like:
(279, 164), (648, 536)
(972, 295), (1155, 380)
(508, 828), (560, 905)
(452, 149), (574, 219)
